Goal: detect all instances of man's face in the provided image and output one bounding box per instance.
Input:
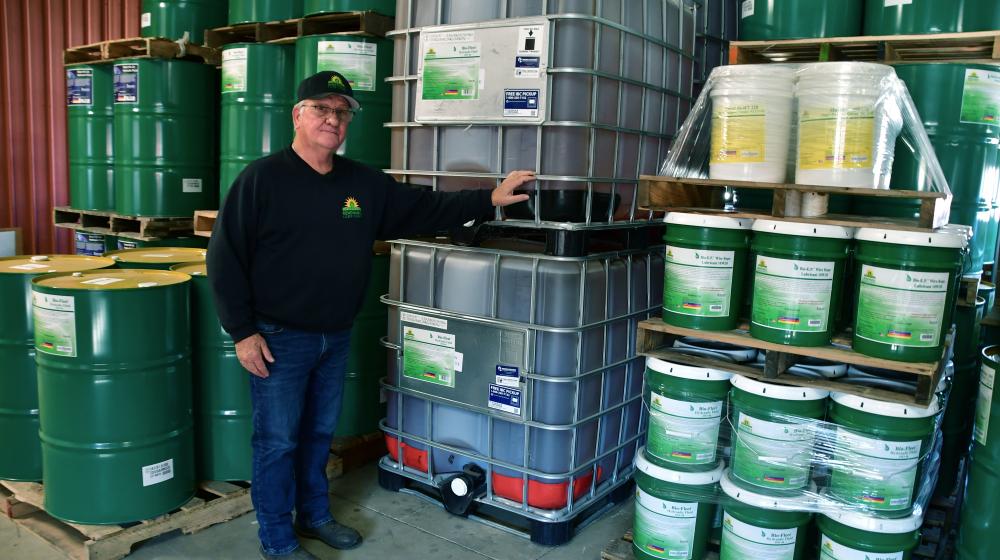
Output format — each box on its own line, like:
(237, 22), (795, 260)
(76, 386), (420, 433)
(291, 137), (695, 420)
(294, 94), (352, 153)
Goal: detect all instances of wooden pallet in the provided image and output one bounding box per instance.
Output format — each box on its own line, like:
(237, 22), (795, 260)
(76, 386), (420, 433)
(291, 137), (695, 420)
(204, 11), (394, 49)
(0, 479), (252, 560)
(638, 175), (953, 232)
(54, 207), (194, 240)
(65, 37), (220, 65)
(730, 30), (1000, 65)
(1, 453), (346, 560)
(193, 210), (217, 238)
(603, 530), (720, 560)
(330, 431), (387, 474)
(637, 318), (949, 405)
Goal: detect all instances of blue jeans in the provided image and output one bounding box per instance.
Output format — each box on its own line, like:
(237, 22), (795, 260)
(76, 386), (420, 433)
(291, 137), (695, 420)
(250, 321), (352, 555)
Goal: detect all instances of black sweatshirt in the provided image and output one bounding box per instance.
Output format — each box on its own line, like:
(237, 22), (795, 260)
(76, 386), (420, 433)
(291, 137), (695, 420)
(206, 147), (494, 342)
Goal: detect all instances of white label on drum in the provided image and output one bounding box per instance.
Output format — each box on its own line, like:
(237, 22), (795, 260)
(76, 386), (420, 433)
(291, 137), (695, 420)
(142, 458), (174, 487)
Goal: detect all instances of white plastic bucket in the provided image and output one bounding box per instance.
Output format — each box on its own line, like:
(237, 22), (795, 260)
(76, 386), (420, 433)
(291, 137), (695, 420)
(794, 62), (902, 189)
(709, 65), (796, 183)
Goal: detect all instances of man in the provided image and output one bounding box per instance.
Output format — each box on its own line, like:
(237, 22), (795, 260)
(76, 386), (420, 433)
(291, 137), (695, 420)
(207, 70), (534, 559)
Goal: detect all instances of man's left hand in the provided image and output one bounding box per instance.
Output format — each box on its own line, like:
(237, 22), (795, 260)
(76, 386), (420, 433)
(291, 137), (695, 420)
(492, 170), (535, 207)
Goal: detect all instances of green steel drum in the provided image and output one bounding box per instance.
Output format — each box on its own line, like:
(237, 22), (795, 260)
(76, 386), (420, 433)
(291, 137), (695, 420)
(172, 263), (252, 481)
(140, 0), (228, 43)
(304, 0), (395, 17)
(873, 64), (1000, 265)
(295, 34), (393, 170)
(864, 0), (1000, 35)
(73, 231), (117, 256)
(986, 204), (1000, 267)
(739, 0), (863, 40)
(67, 65), (115, 211)
(335, 251), (388, 437)
(220, 43), (296, 200)
(229, 0), (303, 24)
(113, 58), (219, 217)
(958, 346), (1000, 557)
(955, 298), (986, 365)
(0, 256), (115, 482)
(115, 236), (209, 251)
(33, 269), (195, 524)
(107, 247), (207, 270)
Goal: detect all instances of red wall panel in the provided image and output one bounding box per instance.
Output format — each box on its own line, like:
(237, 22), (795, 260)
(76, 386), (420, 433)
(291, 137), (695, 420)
(0, 0), (141, 254)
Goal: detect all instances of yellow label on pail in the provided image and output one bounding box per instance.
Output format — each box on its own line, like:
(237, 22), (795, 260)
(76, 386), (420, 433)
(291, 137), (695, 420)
(711, 102), (766, 164)
(797, 106), (874, 170)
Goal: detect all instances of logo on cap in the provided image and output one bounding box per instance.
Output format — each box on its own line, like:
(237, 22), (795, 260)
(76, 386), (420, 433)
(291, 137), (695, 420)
(328, 75), (347, 89)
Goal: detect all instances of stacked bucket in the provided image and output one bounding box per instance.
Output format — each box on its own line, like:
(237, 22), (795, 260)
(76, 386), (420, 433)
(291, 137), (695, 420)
(376, 0), (702, 544)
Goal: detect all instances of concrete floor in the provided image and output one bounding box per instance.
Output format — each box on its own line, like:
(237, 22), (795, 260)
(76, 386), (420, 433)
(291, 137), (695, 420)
(0, 462), (633, 560)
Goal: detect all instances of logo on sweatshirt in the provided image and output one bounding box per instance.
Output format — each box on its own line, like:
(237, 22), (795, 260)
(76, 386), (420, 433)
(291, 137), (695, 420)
(342, 197), (362, 219)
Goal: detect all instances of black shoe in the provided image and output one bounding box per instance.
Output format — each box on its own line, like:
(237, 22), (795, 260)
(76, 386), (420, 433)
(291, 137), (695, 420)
(258, 546), (319, 559)
(294, 519), (364, 550)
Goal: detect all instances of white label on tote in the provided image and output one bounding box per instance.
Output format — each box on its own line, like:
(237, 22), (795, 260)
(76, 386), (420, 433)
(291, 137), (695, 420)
(820, 535), (903, 560)
(141, 12), (151, 27)
(182, 178), (203, 193)
(142, 458), (174, 486)
(741, 0), (754, 18)
(401, 311), (448, 330)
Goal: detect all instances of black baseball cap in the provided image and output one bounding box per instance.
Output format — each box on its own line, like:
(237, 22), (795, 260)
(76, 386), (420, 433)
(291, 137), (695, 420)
(296, 70), (361, 110)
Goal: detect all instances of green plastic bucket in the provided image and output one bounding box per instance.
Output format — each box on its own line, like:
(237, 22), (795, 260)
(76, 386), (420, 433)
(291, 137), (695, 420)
(817, 510), (922, 559)
(739, 0), (862, 40)
(719, 470), (813, 560)
(663, 213), (752, 331)
(644, 357), (733, 471)
(749, 220), (853, 346)
(828, 392), (940, 516)
(632, 450), (723, 560)
(852, 226), (968, 362)
(729, 375), (828, 493)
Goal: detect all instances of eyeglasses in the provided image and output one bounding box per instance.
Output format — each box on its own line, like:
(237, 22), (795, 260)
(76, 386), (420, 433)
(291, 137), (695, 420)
(301, 104), (356, 123)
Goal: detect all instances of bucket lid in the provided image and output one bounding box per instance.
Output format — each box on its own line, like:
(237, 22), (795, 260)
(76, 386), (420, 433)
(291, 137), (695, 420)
(710, 64), (796, 81)
(171, 262), (207, 277)
(719, 469), (815, 511)
(635, 448), (724, 486)
(821, 509), (923, 534)
(106, 247), (208, 264)
(32, 269), (191, 290)
(0, 255), (115, 274)
(646, 357), (734, 382)
(665, 212), (753, 230)
(855, 226), (969, 249)
(831, 392), (940, 418)
(752, 220), (854, 240)
(796, 62), (895, 86)
(731, 374), (829, 401)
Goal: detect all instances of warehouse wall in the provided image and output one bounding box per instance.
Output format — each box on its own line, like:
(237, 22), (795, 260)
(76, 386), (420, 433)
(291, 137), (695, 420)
(0, 0), (142, 254)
